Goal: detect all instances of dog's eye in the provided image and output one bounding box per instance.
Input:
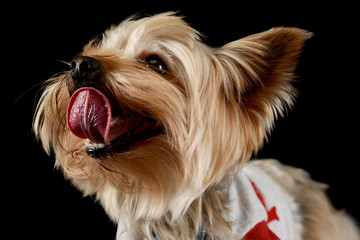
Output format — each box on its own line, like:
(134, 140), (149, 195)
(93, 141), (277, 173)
(144, 55), (167, 74)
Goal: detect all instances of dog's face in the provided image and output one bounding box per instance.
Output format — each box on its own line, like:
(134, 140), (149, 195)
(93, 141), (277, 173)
(34, 12), (310, 221)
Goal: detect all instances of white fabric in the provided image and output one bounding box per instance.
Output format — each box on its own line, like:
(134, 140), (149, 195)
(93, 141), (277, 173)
(116, 215), (135, 240)
(231, 164), (295, 240)
(224, 166), (268, 238)
(116, 163), (295, 240)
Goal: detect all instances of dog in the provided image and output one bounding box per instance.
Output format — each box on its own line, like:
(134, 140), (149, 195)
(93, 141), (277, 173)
(33, 12), (360, 240)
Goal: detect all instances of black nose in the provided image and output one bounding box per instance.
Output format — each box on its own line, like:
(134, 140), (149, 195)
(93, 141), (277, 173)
(70, 56), (102, 82)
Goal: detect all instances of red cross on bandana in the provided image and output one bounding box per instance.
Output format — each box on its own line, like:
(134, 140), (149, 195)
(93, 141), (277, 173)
(243, 182), (280, 240)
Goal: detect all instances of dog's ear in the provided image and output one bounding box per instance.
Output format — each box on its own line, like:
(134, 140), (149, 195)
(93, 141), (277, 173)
(214, 27), (312, 153)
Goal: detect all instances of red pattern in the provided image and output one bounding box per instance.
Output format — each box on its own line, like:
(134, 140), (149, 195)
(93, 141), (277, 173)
(243, 182), (280, 240)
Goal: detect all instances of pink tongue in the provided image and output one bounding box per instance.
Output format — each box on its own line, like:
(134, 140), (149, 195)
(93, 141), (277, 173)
(67, 87), (112, 143)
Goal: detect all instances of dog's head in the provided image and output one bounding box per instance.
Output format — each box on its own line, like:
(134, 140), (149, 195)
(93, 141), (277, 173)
(34, 12), (311, 222)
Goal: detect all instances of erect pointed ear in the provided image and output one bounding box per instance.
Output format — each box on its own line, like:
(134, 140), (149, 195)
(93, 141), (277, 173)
(215, 27), (312, 154)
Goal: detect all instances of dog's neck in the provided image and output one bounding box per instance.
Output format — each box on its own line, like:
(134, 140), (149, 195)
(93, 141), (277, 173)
(112, 163), (294, 240)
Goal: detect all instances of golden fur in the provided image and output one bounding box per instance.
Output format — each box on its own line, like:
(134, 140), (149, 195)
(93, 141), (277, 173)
(34, 12), (359, 239)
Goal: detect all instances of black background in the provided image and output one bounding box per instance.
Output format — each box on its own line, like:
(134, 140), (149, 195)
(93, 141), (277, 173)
(4, 2), (359, 239)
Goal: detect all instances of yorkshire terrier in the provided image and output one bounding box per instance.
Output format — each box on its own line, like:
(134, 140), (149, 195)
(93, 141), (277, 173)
(34, 12), (360, 240)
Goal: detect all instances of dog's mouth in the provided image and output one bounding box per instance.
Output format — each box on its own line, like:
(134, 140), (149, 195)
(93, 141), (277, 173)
(67, 87), (162, 158)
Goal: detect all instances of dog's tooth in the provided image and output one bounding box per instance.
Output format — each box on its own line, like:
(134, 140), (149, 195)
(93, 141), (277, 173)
(85, 139), (91, 147)
(84, 139), (108, 149)
(97, 143), (105, 148)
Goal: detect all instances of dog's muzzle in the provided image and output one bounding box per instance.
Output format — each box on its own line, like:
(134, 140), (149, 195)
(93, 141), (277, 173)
(68, 56), (103, 93)
(71, 56), (102, 82)
(66, 56), (163, 159)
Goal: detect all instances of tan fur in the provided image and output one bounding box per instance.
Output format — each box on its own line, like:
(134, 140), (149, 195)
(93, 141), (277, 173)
(33, 12), (359, 239)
